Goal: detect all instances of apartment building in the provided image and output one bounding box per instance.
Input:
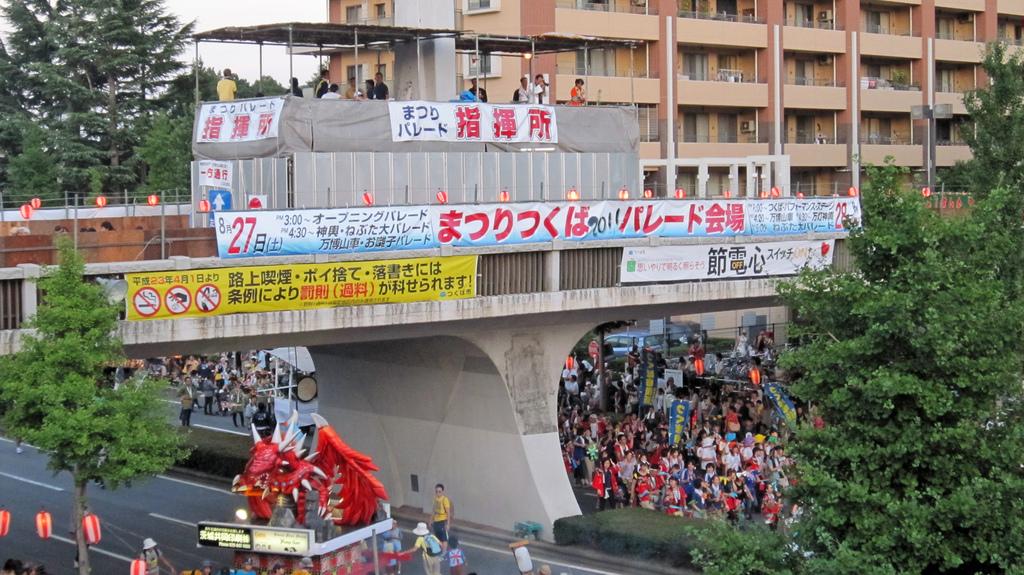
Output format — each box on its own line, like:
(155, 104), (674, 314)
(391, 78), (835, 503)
(327, 0), (1024, 196)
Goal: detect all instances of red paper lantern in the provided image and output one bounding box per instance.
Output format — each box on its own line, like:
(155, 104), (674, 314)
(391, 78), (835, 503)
(361, 192), (375, 207)
(498, 189), (510, 203)
(0, 509), (10, 537)
(723, 190), (731, 198)
(435, 190), (449, 204)
(796, 192), (805, 199)
(848, 187), (859, 197)
(921, 187), (931, 198)
(821, 242), (831, 257)
(30, 197), (42, 209)
(565, 355), (575, 370)
(82, 513), (101, 545)
(566, 187), (579, 201)
(674, 188), (687, 199)
(748, 368), (762, 387)
(131, 559), (147, 575)
(642, 188), (654, 199)
(94, 195), (108, 208)
(770, 186), (781, 198)
(197, 199), (210, 213)
(759, 190), (768, 198)
(35, 510), (51, 539)
(146, 194), (160, 207)
(617, 187), (629, 200)
(19, 204), (33, 220)
(956, 197), (963, 209)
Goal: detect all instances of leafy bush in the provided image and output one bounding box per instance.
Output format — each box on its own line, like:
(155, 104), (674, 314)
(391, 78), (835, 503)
(554, 508), (708, 568)
(687, 518), (797, 575)
(175, 426), (251, 478)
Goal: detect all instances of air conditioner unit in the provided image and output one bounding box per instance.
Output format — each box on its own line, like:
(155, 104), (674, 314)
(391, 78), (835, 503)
(740, 121), (755, 133)
(631, 0), (647, 6)
(818, 55), (833, 65)
(819, 10), (833, 21)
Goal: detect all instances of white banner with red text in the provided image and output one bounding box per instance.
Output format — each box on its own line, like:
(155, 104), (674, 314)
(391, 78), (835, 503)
(196, 97), (285, 143)
(213, 198), (860, 258)
(619, 240), (836, 284)
(387, 100), (559, 143)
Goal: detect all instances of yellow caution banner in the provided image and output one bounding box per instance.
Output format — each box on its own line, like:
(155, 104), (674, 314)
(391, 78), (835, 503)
(125, 256), (477, 321)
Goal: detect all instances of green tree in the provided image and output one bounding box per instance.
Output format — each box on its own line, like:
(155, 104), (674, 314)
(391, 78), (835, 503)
(0, 239), (187, 575)
(137, 111), (192, 195)
(6, 124), (60, 204)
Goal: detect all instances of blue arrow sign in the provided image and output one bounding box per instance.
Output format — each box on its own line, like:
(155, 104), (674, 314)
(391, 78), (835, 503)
(208, 189), (232, 226)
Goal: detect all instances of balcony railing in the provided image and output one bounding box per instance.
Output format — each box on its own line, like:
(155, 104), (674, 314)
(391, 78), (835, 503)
(784, 18), (842, 31)
(555, 0), (659, 15)
(678, 10), (764, 24)
(998, 35), (1024, 46)
(861, 134), (912, 145)
(860, 77), (920, 91)
(678, 129), (767, 144)
(555, 63), (655, 78)
(935, 31), (975, 42)
(862, 23), (913, 36)
(937, 138), (968, 146)
(678, 69), (758, 83)
(346, 16), (395, 26)
(786, 132), (840, 144)
(790, 77), (843, 87)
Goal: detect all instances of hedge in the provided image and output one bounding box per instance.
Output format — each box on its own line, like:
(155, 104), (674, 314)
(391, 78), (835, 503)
(176, 426), (252, 479)
(553, 507), (709, 568)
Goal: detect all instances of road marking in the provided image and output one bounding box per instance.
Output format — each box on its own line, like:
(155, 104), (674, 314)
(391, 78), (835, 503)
(51, 534), (134, 563)
(149, 513), (197, 528)
(0, 436), (38, 449)
(192, 424), (249, 437)
(159, 398), (178, 405)
(0, 471), (65, 492)
(155, 474), (230, 495)
(458, 540), (624, 575)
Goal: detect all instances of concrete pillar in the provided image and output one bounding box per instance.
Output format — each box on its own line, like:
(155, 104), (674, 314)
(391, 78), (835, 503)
(392, 0), (457, 101)
(18, 264), (40, 323)
(542, 249), (560, 293)
(729, 164), (741, 197)
(309, 323), (593, 540)
(697, 163), (710, 197)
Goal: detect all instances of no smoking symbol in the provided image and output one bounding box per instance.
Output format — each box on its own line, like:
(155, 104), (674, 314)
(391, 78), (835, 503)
(132, 287), (160, 317)
(165, 285), (191, 315)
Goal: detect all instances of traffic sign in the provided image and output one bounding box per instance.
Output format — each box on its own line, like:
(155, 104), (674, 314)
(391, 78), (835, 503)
(165, 285), (192, 315)
(208, 190), (232, 226)
(196, 284), (221, 313)
(132, 287), (161, 317)
(588, 339), (599, 359)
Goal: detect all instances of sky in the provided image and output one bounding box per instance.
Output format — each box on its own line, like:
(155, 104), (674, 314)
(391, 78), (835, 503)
(1, 0), (330, 84)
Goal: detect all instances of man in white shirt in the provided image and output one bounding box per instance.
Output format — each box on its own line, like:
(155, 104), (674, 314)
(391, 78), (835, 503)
(529, 74), (547, 104)
(321, 84), (342, 100)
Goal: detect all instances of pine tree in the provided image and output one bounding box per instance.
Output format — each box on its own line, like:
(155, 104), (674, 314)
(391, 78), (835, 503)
(137, 111), (192, 195)
(6, 124), (60, 204)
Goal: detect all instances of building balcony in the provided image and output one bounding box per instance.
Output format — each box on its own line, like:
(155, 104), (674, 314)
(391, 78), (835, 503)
(860, 140), (923, 167)
(678, 142), (770, 158)
(785, 143), (849, 167)
(677, 16), (767, 48)
(935, 90), (969, 115)
(860, 31), (922, 59)
(935, 38), (984, 63)
(936, 0), (983, 10)
(555, 0), (659, 40)
(860, 81), (922, 112)
(998, 0), (1024, 17)
(783, 25), (846, 53)
(639, 142), (661, 160)
(784, 82), (847, 110)
(937, 144), (972, 166)
(555, 72), (660, 104)
(677, 77), (768, 107)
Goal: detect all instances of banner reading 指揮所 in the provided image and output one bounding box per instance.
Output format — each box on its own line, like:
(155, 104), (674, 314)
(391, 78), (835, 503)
(213, 198), (860, 258)
(388, 101), (558, 143)
(124, 256), (476, 321)
(196, 97), (285, 143)
(620, 240), (835, 284)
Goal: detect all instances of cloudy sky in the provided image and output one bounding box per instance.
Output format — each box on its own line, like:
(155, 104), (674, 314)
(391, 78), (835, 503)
(1, 0), (330, 84)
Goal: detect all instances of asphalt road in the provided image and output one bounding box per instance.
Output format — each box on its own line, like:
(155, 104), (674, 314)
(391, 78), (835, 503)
(0, 435), (628, 575)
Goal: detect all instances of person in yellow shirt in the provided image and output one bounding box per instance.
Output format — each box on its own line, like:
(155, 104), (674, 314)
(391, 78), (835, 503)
(217, 68), (237, 101)
(405, 522), (444, 575)
(431, 483), (452, 545)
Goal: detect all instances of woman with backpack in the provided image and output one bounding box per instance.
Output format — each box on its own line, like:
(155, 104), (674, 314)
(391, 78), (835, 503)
(406, 522), (444, 575)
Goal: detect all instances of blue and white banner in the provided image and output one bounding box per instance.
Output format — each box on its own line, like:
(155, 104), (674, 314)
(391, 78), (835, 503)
(764, 382), (798, 427)
(213, 198), (861, 258)
(668, 400), (692, 445)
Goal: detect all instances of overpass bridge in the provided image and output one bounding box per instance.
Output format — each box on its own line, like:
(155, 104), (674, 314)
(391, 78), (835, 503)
(0, 232), (851, 539)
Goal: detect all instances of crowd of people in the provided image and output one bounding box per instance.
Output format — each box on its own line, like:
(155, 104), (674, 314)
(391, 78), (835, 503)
(168, 353), (282, 432)
(559, 328), (806, 528)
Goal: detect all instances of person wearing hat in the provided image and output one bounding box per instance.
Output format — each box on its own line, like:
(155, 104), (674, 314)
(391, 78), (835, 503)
(235, 558), (257, 575)
(139, 538), (176, 575)
(181, 559), (215, 575)
(292, 557), (314, 575)
(403, 522), (444, 575)
(269, 563), (287, 575)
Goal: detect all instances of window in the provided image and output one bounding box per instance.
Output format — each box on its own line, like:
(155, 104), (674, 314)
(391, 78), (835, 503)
(717, 114), (738, 143)
(936, 17), (954, 39)
(376, 64), (387, 79)
(937, 68), (955, 92)
(793, 3), (814, 26)
(795, 59), (813, 85)
(864, 10), (889, 34)
(375, 3), (386, 19)
(576, 49), (614, 76)
(469, 55), (492, 76)
(682, 53), (709, 81)
(346, 5), (361, 23)
(683, 113), (710, 142)
(637, 105), (659, 142)
(467, 0), (492, 11)
(864, 117), (892, 143)
(795, 115), (815, 143)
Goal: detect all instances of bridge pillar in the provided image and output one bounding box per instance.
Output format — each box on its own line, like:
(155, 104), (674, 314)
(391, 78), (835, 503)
(309, 322), (592, 540)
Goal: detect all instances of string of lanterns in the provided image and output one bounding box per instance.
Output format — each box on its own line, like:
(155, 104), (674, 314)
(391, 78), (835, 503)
(0, 508), (102, 545)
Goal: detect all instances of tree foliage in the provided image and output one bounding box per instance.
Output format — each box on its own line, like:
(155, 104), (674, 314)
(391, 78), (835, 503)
(136, 111), (192, 195)
(6, 124), (60, 203)
(0, 239), (187, 574)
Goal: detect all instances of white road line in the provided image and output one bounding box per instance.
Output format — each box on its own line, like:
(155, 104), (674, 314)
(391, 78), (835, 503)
(192, 424), (249, 437)
(51, 534), (135, 563)
(148, 513), (197, 528)
(0, 437), (38, 449)
(0, 471), (65, 492)
(459, 541), (624, 575)
(159, 398), (178, 404)
(155, 474), (230, 495)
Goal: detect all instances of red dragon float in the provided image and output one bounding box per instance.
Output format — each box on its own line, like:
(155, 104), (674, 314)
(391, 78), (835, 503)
(233, 413), (388, 526)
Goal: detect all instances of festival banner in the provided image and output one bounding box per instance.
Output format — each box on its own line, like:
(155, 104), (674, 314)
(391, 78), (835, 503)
(387, 100), (559, 143)
(764, 382), (797, 427)
(213, 198), (860, 259)
(124, 256), (477, 321)
(620, 239), (835, 284)
(195, 97), (285, 144)
(668, 400), (692, 445)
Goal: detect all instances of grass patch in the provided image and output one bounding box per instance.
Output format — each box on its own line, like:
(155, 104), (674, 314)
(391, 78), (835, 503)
(553, 507), (709, 568)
